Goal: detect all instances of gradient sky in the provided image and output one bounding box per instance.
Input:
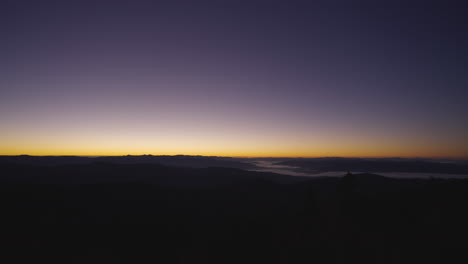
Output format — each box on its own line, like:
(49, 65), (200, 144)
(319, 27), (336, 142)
(1, 0), (467, 158)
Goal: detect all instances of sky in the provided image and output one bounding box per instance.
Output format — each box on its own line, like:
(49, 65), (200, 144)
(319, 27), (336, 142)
(1, 0), (467, 158)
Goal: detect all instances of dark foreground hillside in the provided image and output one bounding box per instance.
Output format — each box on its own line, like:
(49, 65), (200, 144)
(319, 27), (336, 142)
(1, 163), (468, 264)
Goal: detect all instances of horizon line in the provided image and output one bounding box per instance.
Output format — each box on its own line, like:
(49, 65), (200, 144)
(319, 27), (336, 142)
(1, 154), (467, 161)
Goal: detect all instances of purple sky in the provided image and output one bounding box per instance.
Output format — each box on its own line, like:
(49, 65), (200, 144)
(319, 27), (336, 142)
(1, 0), (467, 158)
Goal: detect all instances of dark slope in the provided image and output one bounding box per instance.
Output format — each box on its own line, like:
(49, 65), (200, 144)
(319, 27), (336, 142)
(0, 162), (298, 186)
(1, 163), (468, 264)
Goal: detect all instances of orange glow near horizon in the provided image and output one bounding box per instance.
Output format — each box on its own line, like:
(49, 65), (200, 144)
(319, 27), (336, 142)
(1, 135), (466, 159)
(2, 112), (466, 159)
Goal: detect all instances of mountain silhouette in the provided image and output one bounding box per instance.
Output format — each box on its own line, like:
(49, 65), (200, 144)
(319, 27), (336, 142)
(0, 155), (256, 169)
